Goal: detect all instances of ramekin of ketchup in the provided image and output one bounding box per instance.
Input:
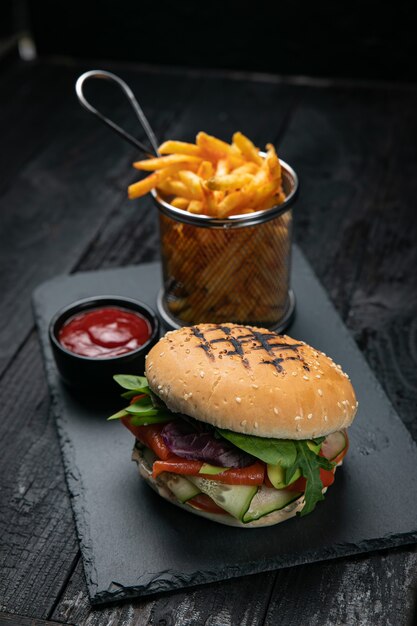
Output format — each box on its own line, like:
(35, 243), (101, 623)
(49, 296), (159, 393)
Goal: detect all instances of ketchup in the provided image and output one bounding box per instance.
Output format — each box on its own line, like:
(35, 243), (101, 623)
(58, 307), (152, 358)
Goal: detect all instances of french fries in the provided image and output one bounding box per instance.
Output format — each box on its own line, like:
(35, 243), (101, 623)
(128, 130), (291, 327)
(159, 211), (292, 325)
(128, 131), (285, 218)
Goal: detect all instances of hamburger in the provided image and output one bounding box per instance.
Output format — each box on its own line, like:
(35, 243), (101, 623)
(109, 323), (357, 527)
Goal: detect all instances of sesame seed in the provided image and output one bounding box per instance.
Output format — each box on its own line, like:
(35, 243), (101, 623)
(254, 421), (259, 428)
(292, 372), (297, 377)
(157, 384), (162, 390)
(252, 383), (259, 389)
(303, 375), (309, 380)
(295, 415), (302, 421)
(199, 370), (205, 378)
(351, 405), (355, 410)
(337, 401), (342, 408)
(296, 424), (301, 432)
(185, 348), (190, 354)
(324, 415), (328, 421)
(235, 396), (241, 404)
(307, 413), (313, 420)
(318, 389), (323, 396)
(148, 364), (153, 371)
(316, 374), (321, 379)
(274, 407), (279, 415)
(159, 352), (165, 357)
(240, 419), (247, 426)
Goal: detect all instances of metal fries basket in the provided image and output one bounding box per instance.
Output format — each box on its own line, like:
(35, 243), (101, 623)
(153, 160), (298, 331)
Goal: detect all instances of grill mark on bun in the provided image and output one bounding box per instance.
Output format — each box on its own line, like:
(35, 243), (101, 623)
(211, 325), (250, 368)
(191, 325), (215, 360)
(189, 324), (308, 374)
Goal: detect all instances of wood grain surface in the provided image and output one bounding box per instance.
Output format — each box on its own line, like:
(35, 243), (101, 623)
(0, 58), (416, 626)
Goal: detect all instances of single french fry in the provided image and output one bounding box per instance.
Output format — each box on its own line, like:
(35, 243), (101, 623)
(215, 158), (229, 177)
(156, 178), (190, 198)
(206, 172), (253, 192)
(171, 196), (190, 210)
(158, 140), (203, 157)
(251, 179), (279, 208)
(201, 186), (218, 215)
(157, 177), (203, 201)
(128, 173), (159, 199)
(217, 190), (252, 217)
(129, 163), (193, 199)
(232, 131), (263, 165)
(197, 160), (215, 179)
(232, 162), (259, 176)
(133, 154), (202, 171)
(196, 132), (232, 158)
(178, 170), (204, 200)
(188, 200), (203, 214)
(196, 132), (244, 167)
(244, 167), (270, 192)
(264, 143), (281, 181)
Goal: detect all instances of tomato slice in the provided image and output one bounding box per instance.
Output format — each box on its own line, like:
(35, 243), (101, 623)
(187, 494), (227, 515)
(287, 467), (336, 492)
(121, 417), (172, 460)
(153, 458), (265, 485)
(130, 393), (147, 404)
(152, 456), (202, 478)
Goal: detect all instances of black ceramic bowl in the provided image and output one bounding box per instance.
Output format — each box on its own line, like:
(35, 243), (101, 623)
(49, 296), (159, 394)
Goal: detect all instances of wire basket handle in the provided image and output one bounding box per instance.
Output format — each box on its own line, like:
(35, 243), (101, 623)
(75, 70), (160, 157)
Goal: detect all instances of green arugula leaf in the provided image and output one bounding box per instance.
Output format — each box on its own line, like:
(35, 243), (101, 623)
(286, 441), (334, 516)
(218, 429), (297, 467)
(113, 374), (149, 391)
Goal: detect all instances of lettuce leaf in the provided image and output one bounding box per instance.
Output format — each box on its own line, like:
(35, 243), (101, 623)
(108, 375), (171, 424)
(218, 430), (297, 467)
(113, 374), (148, 391)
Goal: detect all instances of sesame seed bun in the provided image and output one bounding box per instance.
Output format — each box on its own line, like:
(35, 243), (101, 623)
(145, 323), (357, 439)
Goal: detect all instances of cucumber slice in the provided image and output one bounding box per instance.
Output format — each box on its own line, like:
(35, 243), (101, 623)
(321, 431), (347, 460)
(267, 464), (301, 489)
(199, 463), (230, 475)
(189, 476), (257, 521)
(159, 472), (201, 504)
(243, 486), (302, 523)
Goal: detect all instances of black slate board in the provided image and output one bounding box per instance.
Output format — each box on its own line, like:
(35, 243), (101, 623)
(32, 246), (417, 605)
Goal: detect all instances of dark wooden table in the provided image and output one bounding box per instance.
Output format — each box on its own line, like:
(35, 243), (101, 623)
(1, 56), (417, 626)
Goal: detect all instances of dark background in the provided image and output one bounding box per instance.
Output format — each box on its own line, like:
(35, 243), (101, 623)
(1, 0), (417, 82)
